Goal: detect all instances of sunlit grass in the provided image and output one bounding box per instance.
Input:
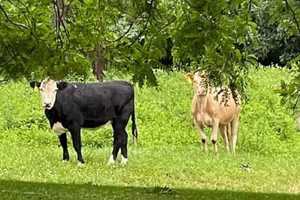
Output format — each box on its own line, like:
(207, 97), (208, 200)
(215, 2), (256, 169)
(0, 67), (300, 199)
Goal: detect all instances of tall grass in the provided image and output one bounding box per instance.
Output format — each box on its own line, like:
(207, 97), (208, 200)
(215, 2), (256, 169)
(0, 67), (299, 154)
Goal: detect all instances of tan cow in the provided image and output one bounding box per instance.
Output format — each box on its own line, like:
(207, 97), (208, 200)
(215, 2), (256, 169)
(186, 71), (241, 153)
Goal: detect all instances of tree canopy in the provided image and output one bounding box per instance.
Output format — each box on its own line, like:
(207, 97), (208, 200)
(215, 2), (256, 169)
(1, 0), (300, 97)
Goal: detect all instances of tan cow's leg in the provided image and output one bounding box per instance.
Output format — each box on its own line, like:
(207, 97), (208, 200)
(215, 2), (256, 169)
(211, 120), (219, 153)
(194, 120), (207, 152)
(227, 123), (232, 146)
(230, 116), (239, 154)
(219, 125), (229, 152)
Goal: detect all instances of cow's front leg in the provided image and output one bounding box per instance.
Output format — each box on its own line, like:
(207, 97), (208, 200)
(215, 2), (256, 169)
(211, 120), (219, 153)
(194, 120), (207, 152)
(58, 133), (69, 161)
(69, 124), (84, 164)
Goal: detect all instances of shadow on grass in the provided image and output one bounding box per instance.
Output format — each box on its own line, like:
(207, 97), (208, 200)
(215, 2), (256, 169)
(0, 179), (299, 200)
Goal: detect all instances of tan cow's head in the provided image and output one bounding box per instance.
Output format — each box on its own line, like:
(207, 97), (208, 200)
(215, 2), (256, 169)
(30, 78), (68, 110)
(186, 71), (209, 96)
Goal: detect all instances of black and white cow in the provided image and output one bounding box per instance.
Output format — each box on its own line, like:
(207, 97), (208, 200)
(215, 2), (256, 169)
(30, 78), (138, 165)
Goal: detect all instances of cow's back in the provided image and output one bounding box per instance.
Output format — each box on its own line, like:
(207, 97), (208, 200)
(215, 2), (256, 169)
(56, 81), (134, 127)
(192, 88), (240, 126)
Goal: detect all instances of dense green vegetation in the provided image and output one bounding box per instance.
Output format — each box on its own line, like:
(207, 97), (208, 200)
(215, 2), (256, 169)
(1, 0), (300, 198)
(0, 67), (298, 152)
(0, 68), (299, 199)
(1, 0), (300, 97)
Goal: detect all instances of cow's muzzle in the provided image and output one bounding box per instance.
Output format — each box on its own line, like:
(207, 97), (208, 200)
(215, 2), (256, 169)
(197, 91), (207, 96)
(44, 103), (52, 109)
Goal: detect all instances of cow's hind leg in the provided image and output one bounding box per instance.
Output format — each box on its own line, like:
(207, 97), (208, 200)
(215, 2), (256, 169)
(108, 128), (119, 165)
(120, 127), (128, 166)
(109, 118), (129, 166)
(230, 116), (239, 154)
(219, 125), (229, 152)
(58, 133), (69, 161)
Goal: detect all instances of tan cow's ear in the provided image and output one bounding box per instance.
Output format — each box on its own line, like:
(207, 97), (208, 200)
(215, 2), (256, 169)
(185, 73), (194, 83)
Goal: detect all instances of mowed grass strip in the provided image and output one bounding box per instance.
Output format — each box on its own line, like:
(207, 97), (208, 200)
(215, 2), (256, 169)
(0, 141), (299, 194)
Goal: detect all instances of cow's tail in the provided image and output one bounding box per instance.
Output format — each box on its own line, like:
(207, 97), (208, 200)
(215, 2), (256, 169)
(131, 93), (138, 145)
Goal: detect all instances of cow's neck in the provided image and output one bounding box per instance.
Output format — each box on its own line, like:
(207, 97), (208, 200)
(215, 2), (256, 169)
(196, 88), (214, 113)
(196, 95), (208, 112)
(47, 95), (62, 113)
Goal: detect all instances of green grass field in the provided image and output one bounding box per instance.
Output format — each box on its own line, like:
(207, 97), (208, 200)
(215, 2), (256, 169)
(0, 68), (300, 199)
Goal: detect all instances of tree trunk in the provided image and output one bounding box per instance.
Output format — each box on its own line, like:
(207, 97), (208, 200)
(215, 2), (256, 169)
(53, 0), (69, 47)
(92, 44), (106, 82)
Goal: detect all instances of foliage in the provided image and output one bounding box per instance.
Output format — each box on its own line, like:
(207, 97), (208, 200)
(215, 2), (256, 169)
(239, 67), (298, 154)
(1, 0), (300, 102)
(172, 0), (256, 93)
(0, 68), (299, 154)
(249, 0), (300, 115)
(0, 0), (259, 91)
(250, 0), (300, 66)
(0, 0), (160, 82)
(277, 56), (300, 111)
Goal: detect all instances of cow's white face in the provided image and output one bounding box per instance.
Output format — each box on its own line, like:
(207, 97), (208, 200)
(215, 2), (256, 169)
(193, 72), (209, 96)
(39, 78), (58, 110)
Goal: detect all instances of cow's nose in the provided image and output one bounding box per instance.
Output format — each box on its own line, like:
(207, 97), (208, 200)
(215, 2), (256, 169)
(197, 90), (206, 96)
(44, 103), (51, 108)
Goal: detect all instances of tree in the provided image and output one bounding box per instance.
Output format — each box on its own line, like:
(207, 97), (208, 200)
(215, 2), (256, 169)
(170, 0), (256, 97)
(0, 0), (257, 93)
(265, 0), (300, 109)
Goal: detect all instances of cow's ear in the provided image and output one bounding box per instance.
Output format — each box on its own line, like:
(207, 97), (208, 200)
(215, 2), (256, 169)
(57, 81), (68, 90)
(185, 73), (194, 83)
(29, 81), (41, 89)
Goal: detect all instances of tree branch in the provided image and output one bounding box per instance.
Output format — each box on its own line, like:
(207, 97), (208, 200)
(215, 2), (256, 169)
(52, 0), (70, 47)
(126, 0), (156, 48)
(112, 22), (134, 43)
(284, 0), (300, 34)
(0, 4), (29, 30)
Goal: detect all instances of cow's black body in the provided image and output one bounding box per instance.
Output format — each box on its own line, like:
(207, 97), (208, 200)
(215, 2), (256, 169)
(33, 80), (137, 164)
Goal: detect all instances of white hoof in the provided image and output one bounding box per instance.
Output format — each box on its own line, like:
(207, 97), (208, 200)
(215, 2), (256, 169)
(107, 155), (116, 166)
(77, 162), (85, 167)
(120, 155), (128, 166)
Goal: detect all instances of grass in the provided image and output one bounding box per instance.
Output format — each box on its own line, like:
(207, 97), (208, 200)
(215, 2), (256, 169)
(1, 181), (300, 200)
(0, 181), (299, 200)
(0, 67), (300, 199)
(0, 143), (300, 198)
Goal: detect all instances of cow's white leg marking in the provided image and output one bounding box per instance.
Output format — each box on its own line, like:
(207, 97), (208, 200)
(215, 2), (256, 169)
(53, 122), (67, 136)
(107, 155), (116, 165)
(120, 155), (128, 166)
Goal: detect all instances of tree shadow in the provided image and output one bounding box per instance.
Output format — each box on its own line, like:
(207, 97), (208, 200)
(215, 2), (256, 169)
(0, 179), (298, 200)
